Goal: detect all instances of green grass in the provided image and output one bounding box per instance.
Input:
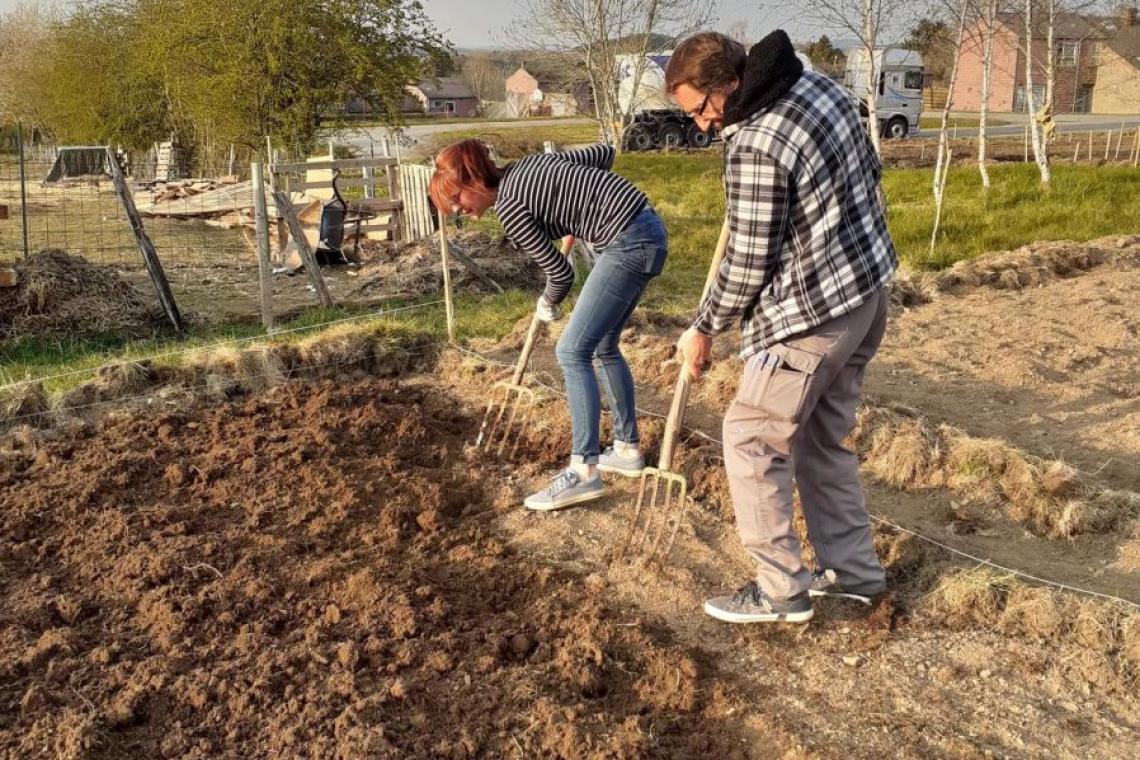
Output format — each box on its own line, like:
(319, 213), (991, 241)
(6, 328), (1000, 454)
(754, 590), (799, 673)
(4, 156), (1137, 389)
(413, 123), (602, 159)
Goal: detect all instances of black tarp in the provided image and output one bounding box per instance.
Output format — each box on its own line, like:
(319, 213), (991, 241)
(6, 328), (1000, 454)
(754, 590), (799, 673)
(43, 147), (112, 183)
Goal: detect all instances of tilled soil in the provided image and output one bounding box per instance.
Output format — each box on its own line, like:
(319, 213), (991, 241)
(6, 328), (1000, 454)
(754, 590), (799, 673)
(0, 381), (770, 759)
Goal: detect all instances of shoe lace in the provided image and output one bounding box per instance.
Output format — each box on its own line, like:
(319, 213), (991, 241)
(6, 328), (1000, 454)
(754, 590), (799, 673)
(732, 581), (765, 607)
(540, 469), (579, 496)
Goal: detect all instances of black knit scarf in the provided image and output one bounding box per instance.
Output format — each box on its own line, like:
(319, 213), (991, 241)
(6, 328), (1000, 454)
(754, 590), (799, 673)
(723, 30), (805, 130)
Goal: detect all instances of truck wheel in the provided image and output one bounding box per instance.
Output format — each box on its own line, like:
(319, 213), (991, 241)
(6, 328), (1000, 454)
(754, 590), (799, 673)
(686, 123), (713, 148)
(886, 116), (909, 139)
(658, 123), (685, 149)
(625, 125), (654, 151)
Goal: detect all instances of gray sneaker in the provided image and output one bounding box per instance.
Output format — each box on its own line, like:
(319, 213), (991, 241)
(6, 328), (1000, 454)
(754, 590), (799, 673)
(703, 581), (814, 624)
(808, 569), (886, 605)
(597, 445), (645, 477)
(524, 468), (605, 511)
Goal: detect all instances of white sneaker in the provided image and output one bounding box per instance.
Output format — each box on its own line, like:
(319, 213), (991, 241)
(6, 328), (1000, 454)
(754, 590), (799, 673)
(524, 468), (605, 511)
(597, 445), (645, 477)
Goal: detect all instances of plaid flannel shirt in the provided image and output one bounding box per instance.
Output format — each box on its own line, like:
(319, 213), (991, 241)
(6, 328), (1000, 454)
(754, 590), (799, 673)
(693, 72), (898, 357)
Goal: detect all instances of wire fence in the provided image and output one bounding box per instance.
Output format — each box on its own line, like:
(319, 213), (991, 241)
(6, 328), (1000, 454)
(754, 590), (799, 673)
(0, 127), (439, 327)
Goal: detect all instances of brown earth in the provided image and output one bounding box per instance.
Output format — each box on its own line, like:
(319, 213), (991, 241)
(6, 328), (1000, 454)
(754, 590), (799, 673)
(1, 381), (773, 759)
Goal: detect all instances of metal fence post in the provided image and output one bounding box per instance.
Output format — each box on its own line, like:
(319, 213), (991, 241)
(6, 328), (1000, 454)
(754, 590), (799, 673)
(252, 162), (275, 331)
(17, 123), (30, 259)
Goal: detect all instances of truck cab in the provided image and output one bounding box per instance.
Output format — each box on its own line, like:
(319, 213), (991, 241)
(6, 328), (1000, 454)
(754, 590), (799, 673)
(844, 49), (924, 139)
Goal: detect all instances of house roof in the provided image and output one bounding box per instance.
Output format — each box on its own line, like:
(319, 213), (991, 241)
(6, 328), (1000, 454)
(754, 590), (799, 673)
(416, 77), (476, 100)
(996, 11), (1107, 40)
(1106, 24), (1140, 66)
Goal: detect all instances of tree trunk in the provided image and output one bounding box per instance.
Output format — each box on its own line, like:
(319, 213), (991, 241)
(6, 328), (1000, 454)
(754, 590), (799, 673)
(930, 0), (970, 256)
(862, 0), (881, 155)
(1025, 0), (1052, 187)
(977, 0), (996, 190)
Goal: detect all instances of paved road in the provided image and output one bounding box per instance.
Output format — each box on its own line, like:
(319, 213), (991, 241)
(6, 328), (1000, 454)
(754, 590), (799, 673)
(914, 114), (1140, 140)
(338, 118), (596, 153)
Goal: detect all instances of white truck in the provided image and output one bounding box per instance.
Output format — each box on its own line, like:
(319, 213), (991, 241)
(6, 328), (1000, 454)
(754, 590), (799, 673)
(616, 50), (815, 151)
(844, 48), (924, 139)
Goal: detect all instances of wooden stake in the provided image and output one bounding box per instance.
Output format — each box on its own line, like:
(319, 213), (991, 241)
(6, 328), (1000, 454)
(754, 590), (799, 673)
(1088, 133), (1093, 160)
(1114, 127), (1124, 160)
(272, 188), (335, 308)
(106, 147), (185, 334)
(1072, 142), (1080, 163)
(252, 162), (274, 331)
(437, 208), (456, 343)
(1105, 131), (1111, 160)
(1132, 128), (1140, 167)
(1024, 124), (1029, 162)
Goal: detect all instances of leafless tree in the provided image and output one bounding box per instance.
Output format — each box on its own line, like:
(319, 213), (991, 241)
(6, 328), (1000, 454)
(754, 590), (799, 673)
(1023, 0), (1052, 186)
(461, 54), (507, 105)
(802, 0), (913, 154)
(930, 0), (973, 254)
(976, 0), (999, 189)
(0, 3), (59, 125)
(508, 0), (713, 148)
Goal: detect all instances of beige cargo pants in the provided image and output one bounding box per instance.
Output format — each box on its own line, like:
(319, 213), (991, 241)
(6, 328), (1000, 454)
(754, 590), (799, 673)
(722, 288), (889, 599)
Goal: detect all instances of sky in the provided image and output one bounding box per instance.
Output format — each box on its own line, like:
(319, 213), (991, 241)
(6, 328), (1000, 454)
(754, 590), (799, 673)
(0, 0), (879, 49)
(422, 0), (829, 50)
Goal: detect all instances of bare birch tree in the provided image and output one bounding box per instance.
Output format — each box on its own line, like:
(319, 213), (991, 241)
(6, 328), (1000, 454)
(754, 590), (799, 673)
(509, 0), (712, 148)
(803, 0), (912, 154)
(930, 0), (973, 255)
(977, 0), (999, 189)
(1024, 0), (1052, 186)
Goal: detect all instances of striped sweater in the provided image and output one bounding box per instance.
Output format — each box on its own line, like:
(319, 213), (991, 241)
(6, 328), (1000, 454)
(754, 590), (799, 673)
(496, 144), (647, 304)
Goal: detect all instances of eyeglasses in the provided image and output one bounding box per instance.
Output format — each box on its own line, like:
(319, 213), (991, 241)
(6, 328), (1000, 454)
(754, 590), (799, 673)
(686, 94), (710, 119)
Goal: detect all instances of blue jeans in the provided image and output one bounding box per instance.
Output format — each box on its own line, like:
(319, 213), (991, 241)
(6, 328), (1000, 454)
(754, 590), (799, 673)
(555, 207), (668, 464)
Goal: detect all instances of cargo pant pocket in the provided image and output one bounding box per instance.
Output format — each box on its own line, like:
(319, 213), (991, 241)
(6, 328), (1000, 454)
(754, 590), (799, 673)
(737, 344), (824, 425)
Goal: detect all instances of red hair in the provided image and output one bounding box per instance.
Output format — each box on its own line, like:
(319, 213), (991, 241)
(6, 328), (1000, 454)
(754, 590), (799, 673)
(429, 139), (504, 214)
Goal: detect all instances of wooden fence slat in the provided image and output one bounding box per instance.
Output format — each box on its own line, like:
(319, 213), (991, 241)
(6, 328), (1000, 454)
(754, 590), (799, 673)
(272, 188), (335, 308)
(106, 147), (185, 334)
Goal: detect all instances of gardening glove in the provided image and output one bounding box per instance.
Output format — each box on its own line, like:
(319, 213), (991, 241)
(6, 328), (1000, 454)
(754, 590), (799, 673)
(535, 295), (562, 323)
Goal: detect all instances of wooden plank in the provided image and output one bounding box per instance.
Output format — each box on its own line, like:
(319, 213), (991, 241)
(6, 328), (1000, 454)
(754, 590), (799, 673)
(272, 156), (398, 173)
(357, 223), (399, 233)
(272, 188), (335, 308)
(353, 198), (403, 213)
(387, 158), (403, 243)
(106, 146), (185, 335)
(437, 208), (455, 342)
(294, 176), (387, 191)
(252, 162), (274, 330)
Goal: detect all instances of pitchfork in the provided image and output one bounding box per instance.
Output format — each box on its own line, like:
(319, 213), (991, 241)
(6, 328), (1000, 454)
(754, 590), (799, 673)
(617, 219), (731, 568)
(474, 237), (574, 457)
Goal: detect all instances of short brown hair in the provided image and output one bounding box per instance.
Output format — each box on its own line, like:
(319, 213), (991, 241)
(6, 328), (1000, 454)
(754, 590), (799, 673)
(665, 32), (747, 94)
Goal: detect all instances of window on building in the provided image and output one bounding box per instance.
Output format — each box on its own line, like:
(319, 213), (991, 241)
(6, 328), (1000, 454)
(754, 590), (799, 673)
(445, 101), (456, 114)
(1057, 41), (1078, 65)
(1074, 85), (1093, 113)
(1014, 85), (1046, 113)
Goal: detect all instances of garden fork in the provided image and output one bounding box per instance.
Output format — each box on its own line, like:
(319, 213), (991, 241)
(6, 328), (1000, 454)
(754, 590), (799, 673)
(617, 219), (730, 568)
(474, 237), (573, 458)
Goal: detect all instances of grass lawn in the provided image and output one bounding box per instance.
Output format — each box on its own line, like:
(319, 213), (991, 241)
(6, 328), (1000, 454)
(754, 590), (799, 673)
(4, 156), (1137, 389)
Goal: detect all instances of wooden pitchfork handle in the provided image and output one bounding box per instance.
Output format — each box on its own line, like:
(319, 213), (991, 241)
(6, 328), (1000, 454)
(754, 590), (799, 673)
(657, 219), (731, 471)
(509, 235), (576, 386)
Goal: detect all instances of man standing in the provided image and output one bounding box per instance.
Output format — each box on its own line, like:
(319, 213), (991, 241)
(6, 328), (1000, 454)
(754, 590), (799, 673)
(667, 30), (897, 623)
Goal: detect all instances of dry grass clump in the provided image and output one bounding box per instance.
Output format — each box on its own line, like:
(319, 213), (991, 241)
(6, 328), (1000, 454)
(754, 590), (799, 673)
(928, 567), (1017, 626)
(851, 403), (1139, 538)
(928, 242), (1110, 296)
(56, 361), (160, 415)
(0, 382), (50, 428)
(850, 405), (945, 489)
(999, 585), (1074, 639)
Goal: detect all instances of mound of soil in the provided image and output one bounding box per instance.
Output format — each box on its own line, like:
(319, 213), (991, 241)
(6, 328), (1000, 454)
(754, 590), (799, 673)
(0, 250), (168, 341)
(352, 230), (543, 300)
(0, 380), (742, 759)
